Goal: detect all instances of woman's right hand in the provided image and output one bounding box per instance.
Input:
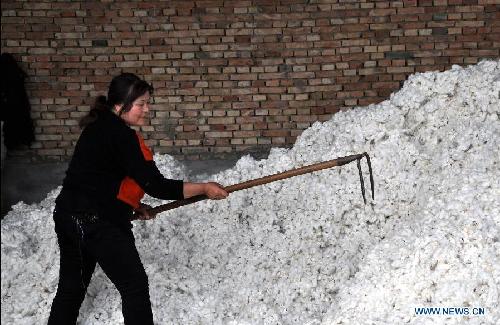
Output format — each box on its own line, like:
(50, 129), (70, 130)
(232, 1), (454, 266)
(204, 182), (229, 200)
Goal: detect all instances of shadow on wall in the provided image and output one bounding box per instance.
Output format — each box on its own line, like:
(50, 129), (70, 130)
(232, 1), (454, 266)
(0, 53), (35, 152)
(1, 53), (37, 218)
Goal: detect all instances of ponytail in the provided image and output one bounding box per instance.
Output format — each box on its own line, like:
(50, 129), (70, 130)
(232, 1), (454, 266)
(79, 95), (110, 128)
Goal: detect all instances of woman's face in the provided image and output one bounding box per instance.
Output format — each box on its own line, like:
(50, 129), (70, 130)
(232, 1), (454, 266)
(115, 92), (151, 126)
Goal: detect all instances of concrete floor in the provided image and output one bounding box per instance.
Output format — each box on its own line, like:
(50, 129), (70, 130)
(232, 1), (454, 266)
(1, 153), (240, 218)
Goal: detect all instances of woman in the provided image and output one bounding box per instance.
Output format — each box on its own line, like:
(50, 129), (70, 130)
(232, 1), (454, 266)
(48, 73), (228, 324)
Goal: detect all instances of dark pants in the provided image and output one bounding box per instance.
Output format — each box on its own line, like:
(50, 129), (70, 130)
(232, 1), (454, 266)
(48, 211), (153, 325)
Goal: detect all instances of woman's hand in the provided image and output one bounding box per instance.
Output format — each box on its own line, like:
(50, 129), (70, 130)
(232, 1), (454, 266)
(204, 182), (229, 200)
(183, 182), (229, 200)
(133, 203), (156, 220)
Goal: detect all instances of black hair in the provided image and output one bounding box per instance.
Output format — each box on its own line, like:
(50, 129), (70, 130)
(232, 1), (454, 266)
(79, 73), (153, 128)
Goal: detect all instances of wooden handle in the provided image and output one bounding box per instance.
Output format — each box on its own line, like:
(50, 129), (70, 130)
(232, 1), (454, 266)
(147, 153), (364, 215)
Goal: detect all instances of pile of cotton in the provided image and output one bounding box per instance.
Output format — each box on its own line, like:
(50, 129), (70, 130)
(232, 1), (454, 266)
(2, 60), (499, 325)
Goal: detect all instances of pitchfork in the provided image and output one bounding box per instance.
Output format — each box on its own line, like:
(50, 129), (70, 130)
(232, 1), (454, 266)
(142, 152), (374, 217)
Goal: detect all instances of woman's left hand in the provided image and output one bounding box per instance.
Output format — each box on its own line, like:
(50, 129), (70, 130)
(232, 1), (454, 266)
(133, 203), (155, 220)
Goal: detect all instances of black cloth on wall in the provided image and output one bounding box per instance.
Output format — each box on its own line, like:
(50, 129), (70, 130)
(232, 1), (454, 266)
(0, 53), (35, 150)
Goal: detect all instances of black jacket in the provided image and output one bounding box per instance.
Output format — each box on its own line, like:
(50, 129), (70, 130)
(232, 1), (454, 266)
(55, 109), (184, 228)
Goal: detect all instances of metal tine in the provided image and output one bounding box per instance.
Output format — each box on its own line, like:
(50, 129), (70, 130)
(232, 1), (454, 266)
(364, 153), (375, 200)
(357, 158), (366, 204)
(356, 153), (375, 204)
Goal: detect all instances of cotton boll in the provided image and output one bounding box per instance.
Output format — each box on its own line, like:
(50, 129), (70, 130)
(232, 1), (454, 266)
(152, 153), (188, 179)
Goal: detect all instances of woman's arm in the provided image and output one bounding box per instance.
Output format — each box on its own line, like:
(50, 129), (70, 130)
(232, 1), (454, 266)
(133, 182), (228, 220)
(183, 182), (228, 200)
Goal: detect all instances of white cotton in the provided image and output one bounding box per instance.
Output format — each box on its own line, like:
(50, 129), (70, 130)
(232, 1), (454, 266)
(2, 60), (500, 325)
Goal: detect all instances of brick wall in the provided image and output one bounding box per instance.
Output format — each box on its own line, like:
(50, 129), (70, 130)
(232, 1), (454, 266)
(1, 0), (499, 161)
